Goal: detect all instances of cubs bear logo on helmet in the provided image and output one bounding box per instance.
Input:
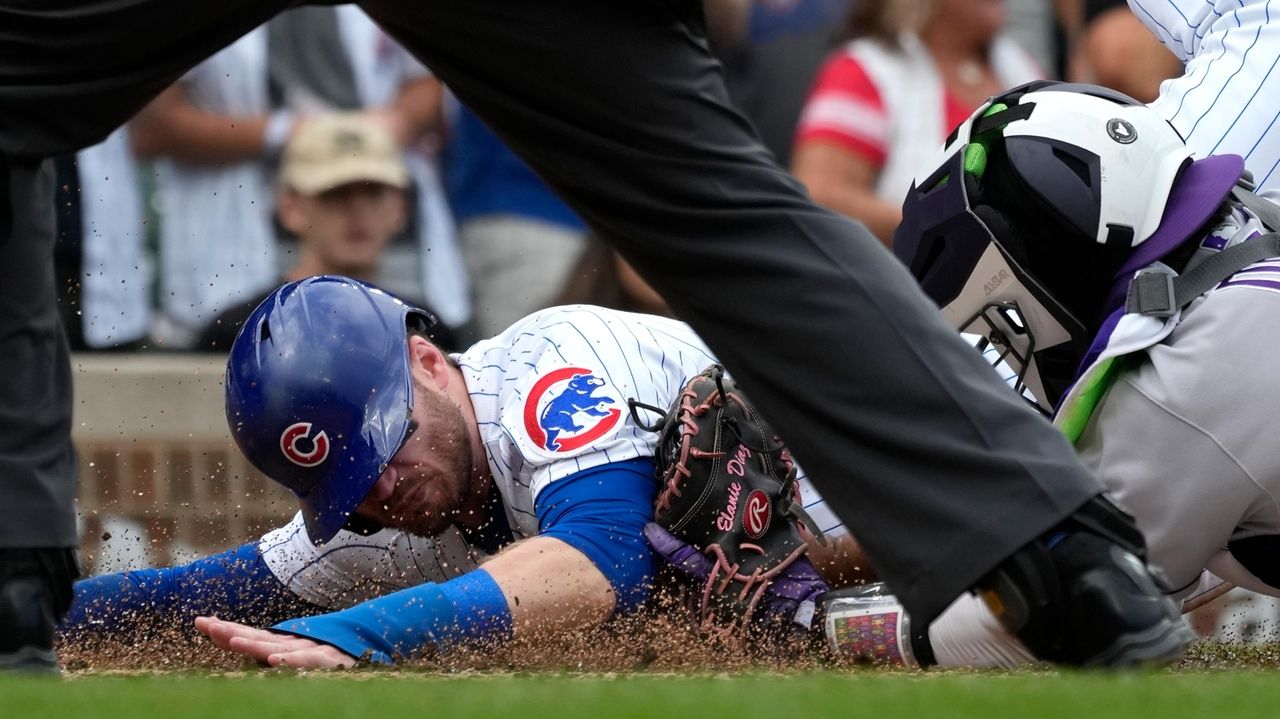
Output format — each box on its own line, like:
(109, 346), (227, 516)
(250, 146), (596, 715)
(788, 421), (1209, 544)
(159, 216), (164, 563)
(893, 81), (1244, 412)
(225, 275), (438, 545)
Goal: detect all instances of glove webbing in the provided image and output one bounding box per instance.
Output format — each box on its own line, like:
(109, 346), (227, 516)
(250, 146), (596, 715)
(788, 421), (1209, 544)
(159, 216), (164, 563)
(697, 541), (811, 637)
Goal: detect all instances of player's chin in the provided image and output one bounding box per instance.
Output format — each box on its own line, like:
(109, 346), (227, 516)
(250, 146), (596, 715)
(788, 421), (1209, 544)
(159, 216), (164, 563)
(389, 494), (454, 537)
(392, 511), (454, 538)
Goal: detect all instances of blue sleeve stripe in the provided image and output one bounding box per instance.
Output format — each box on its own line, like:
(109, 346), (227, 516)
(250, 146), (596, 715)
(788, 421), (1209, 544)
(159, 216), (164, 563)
(534, 458), (658, 613)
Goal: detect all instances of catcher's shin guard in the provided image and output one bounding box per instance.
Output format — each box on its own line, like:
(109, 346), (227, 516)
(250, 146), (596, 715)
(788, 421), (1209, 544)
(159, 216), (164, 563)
(0, 548), (79, 672)
(976, 495), (1194, 667)
(823, 585), (1040, 669)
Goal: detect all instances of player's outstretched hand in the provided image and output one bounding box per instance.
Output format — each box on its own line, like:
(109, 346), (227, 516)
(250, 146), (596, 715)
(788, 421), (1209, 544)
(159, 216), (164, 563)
(194, 616), (357, 669)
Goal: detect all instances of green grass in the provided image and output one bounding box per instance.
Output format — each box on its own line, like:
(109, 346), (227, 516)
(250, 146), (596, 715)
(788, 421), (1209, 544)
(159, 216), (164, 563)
(4, 670), (1280, 719)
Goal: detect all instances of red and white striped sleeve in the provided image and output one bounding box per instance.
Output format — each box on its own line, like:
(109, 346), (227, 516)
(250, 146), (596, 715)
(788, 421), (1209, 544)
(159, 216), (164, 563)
(794, 51), (889, 167)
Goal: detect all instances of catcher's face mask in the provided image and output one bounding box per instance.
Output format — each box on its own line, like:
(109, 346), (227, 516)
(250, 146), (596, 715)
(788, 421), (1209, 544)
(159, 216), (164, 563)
(899, 150), (1079, 413)
(894, 81), (1200, 413)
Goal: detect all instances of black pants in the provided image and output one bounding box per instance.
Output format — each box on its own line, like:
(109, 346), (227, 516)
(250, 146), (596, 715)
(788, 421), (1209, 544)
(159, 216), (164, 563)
(0, 157), (78, 547)
(0, 0), (1101, 623)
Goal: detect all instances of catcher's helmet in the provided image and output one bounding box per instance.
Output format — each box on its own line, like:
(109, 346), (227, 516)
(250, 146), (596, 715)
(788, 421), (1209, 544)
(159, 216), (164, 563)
(893, 81), (1244, 412)
(225, 275), (437, 544)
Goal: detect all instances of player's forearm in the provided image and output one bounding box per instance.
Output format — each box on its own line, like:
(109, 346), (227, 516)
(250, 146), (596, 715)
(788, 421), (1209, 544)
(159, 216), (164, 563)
(266, 538), (615, 664)
(807, 534), (878, 588)
(267, 463), (652, 664)
(269, 568), (514, 664)
(59, 543), (318, 641)
(481, 535), (615, 637)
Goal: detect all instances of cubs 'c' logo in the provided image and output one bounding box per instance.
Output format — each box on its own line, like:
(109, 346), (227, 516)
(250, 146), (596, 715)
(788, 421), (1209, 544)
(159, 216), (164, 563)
(280, 422), (331, 467)
(523, 367), (622, 452)
(744, 489), (771, 539)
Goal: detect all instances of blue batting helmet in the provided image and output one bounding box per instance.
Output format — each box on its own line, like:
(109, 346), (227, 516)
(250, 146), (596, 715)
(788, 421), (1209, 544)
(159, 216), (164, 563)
(225, 275), (437, 544)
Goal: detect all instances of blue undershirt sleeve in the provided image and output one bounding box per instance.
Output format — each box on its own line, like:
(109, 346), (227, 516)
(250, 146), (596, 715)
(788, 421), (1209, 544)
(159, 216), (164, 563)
(533, 458), (658, 613)
(270, 569), (512, 664)
(59, 542), (319, 638)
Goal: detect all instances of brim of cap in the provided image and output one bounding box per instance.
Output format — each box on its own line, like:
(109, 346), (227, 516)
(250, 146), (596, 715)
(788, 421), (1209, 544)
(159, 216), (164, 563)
(298, 379), (414, 546)
(1116, 153), (1245, 277)
(297, 439), (383, 545)
(284, 160), (410, 195)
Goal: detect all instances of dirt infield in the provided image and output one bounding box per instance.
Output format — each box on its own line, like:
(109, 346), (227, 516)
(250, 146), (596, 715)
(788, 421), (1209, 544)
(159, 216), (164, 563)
(59, 610), (825, 674)
(58, 613), (1280, 674)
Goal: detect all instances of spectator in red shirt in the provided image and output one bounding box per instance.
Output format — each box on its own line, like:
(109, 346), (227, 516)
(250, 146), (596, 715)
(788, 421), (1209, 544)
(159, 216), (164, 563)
(792, 0), (1042, 245)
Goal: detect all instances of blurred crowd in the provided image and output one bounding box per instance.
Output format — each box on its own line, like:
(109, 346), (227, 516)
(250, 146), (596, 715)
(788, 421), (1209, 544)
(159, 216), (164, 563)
(51, 0), (1181, 354)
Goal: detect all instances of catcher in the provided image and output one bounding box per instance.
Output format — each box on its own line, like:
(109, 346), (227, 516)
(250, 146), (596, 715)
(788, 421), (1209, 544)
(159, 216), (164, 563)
(61, 276), (860, 667)
(657, 82), (1280, 669)
(795, 81), (1280, 668)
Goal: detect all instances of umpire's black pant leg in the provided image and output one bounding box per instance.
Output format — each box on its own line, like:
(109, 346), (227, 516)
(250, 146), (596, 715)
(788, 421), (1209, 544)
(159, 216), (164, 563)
(0, 0), (293, 158)
(0, 158), (77, 547)
(366, 0), (1104, 623)
(0, 1), (295, 552)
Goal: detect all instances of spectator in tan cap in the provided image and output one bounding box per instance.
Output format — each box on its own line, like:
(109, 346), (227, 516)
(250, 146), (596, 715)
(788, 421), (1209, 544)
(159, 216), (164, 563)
(195, 113), (458, 351)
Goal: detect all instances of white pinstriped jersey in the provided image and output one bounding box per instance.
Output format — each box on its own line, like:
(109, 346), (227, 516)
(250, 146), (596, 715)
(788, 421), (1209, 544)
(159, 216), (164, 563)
(259, 518), (484, 610)
(261, 305), (846, 609)
(1136, 0), (1280, 190)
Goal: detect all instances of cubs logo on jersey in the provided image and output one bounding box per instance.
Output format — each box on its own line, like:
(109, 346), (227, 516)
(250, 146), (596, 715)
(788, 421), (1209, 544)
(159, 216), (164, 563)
(522, 367), (622, 453)
(280, 421), (331, 468)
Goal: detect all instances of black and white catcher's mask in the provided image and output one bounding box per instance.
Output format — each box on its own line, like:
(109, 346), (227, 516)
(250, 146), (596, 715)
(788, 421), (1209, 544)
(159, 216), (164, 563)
(893, 81), (1216, 413)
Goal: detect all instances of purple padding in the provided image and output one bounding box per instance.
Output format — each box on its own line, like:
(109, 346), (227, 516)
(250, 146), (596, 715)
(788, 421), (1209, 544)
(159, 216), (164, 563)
(1067, 306), (1125, 401)
(1202, 234), (1230, 250)
(1114, 154), (1245, 279)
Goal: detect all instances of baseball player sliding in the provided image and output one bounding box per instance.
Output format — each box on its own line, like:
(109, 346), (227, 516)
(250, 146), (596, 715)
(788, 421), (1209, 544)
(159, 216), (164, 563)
(63, 278), (853, 667)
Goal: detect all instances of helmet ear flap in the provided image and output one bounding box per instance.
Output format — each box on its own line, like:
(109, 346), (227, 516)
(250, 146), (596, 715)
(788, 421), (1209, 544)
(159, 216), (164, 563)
(972, 203), (1013, 243)
(964, 170), (985, 206)
(972, 202), (1027, 268)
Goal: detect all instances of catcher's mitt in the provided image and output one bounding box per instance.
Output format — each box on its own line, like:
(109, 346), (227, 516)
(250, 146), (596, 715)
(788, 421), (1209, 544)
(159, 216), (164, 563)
(629, 364), (827, 639)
